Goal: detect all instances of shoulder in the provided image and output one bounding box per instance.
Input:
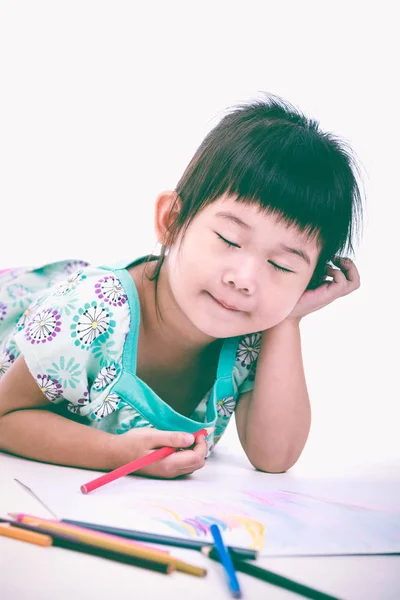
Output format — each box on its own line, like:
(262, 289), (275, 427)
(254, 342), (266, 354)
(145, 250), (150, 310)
(45, 264), (134, 349)
(9, 263), (136, 378)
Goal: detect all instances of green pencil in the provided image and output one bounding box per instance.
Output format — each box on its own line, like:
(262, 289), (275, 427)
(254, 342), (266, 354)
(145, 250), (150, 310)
(62, 518), (258, 560)
(1, 518), (172, 574)
(204, 548), (344, 600)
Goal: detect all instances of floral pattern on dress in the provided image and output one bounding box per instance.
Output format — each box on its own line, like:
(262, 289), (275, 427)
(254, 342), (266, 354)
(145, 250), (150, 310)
(247, 358), (258, 382)
(24, 308), (62, 344)
(0, 349), (15, 378)
(38, 261), (89, 287)
(92, 363), (119, 390)
(93, 392), (121, 419)
(47, 356), (82, 389)
(0, 268), (27, 285)
(94, 276), (127, 307)
(7, 283), (32, 309)
(216, 395), (236, 417)
(91, 338), (119, 368)
(236, 332), (262, 370)
(67, 389), (90, 415)
(1, 336), (18, 362)
(0, 302), (7, 322)
(52, 291), (79, 317)
(16, 299), (43, 331)
(115, 407), (154, 433)
(37, 374), (63, 401)
(70, 301), (116, 350)
(53, 270), (87, 296)
(63, 261), (89, 275)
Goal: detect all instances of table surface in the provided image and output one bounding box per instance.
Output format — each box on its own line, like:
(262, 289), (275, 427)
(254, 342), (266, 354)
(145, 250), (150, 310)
(1, 443), (399, 600)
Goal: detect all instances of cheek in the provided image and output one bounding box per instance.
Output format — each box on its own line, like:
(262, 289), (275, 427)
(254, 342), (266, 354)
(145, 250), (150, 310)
(167, 253), (206, 305)
(256, 288), (300, 324)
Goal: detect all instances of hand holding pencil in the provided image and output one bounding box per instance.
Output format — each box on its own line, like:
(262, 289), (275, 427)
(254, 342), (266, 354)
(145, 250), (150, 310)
(82, 427), (213, 493)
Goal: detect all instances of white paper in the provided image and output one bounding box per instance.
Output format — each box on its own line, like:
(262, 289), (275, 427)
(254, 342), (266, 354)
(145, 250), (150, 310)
(18, 470), (400, 557)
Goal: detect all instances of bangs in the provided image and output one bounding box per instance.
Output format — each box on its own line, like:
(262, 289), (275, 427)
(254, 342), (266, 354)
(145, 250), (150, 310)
(221, 122), (357, 250)
(175, 103), (363, 261)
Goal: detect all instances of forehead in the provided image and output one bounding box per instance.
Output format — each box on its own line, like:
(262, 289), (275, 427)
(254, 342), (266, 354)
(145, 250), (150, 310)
(202, 196), (314, 240)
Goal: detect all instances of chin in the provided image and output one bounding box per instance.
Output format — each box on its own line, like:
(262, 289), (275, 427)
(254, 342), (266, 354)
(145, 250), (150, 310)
(193, 320), (237, 340)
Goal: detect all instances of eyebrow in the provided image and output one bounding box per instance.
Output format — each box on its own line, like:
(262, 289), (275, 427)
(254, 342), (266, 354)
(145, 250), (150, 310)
(215, 210), (311, 266)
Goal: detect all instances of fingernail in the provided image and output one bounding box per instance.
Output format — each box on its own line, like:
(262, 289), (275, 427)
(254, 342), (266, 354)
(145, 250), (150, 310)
(184, 433), (194, 445)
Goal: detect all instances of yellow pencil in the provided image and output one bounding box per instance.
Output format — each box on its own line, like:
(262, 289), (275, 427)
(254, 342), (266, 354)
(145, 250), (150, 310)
(9, 514), (206, 577)
(0, 523), (52, 547)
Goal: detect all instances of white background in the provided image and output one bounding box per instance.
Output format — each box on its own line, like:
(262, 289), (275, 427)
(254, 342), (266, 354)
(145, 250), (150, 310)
(0, 1), (398, 475)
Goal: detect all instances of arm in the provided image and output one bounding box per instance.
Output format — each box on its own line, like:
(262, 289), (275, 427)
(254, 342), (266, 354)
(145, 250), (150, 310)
(0, 356), (121, 470)
(235, 317), (311, 473)
(0, 356), (208, 476)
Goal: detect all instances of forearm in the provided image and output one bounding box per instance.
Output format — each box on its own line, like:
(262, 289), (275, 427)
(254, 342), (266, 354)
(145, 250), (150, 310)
(242, 318), (311, 472)
(0, 408), (119, 470)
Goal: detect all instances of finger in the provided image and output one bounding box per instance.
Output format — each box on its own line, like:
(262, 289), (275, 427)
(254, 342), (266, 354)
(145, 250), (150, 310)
(331, 257), (360, 281)
(139, 451), (204, 479)
(329, 257), (360, 290)
(338, 257), (361, 287)
(326, 265), (348, 288)
(177, 435), (209, 475)
(193, 433), (209, 455)
(142, 429), (195, 450)
(156, 436), (208, 478)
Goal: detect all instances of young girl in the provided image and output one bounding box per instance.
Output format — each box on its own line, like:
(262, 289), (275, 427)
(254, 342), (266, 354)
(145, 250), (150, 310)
(0, 94), (363, 478)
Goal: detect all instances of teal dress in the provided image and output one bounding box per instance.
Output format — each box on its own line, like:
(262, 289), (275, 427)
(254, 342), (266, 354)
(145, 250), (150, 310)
(0, 256), (262, 452)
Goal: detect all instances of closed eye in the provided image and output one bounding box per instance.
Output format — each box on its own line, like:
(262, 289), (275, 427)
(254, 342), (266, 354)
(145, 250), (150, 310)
(216, 233), (240, 249)
(270, 262), (293, 273)
(215, 232), (293, 274)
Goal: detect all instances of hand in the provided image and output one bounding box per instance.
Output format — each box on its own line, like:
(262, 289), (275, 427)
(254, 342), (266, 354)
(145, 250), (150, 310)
(288, 257), (361, 321)
(110, 428), (208, 479)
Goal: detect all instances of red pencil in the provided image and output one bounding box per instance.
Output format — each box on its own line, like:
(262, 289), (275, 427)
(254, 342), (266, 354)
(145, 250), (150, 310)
(81, 427), (213, 494)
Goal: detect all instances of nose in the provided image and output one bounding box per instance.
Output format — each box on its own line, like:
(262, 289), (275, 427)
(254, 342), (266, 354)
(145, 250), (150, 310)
(222, 266), (256, 295)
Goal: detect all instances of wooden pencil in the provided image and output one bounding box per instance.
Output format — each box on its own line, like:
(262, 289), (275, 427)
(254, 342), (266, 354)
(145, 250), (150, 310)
(0, 518), (172, 574)
(0, 523), (52, 547)
(80, 426), (214, 494)
(62, 518), (258, 560)
(205, 548), (342, 600)
(9, 514), (206, 577)
(210, 524), (242, 598)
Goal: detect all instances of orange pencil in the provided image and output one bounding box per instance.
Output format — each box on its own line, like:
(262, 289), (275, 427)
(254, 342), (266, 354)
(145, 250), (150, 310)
(0, 523), (52, 546)
(81, 426), (214, 494)
(9, 514), (207, 577)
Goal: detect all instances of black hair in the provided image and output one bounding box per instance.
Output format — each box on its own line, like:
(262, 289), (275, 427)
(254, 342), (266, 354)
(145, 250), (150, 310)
(146, 92), (364, 293)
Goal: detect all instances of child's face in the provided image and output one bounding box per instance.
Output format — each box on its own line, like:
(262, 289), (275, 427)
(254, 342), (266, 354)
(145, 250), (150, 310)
(166, 195), (321, 338)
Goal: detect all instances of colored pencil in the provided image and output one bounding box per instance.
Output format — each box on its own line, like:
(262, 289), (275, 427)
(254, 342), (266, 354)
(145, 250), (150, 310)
(210, 524), (242, 598)
(0, 519), (171, 574)
(61, 518), (258, 560)
(9, 514), (206, 577)
(80, 426), (214, 494)
(0, 522), (52, 546)
(206, 548), (342, 600)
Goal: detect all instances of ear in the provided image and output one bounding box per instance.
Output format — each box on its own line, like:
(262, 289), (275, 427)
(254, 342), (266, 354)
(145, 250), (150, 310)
(154, 191), (182, 245)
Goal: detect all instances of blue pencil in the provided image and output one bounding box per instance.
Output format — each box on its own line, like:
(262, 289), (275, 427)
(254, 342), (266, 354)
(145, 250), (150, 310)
(210, 524), (242, 598)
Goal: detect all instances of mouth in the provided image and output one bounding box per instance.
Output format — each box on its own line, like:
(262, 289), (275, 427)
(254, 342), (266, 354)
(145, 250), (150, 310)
(208, 293), (242, 312)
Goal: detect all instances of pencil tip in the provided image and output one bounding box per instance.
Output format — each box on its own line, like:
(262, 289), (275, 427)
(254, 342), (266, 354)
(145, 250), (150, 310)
(205, 426), (215, 434)
(8, 513), (17, 518)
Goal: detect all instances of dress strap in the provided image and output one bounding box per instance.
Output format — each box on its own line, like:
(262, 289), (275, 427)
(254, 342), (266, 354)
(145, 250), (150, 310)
(215, 336), (240, 399)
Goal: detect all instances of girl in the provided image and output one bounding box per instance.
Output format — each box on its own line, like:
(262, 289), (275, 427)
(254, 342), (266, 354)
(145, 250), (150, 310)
(0, 94), (363, 478)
